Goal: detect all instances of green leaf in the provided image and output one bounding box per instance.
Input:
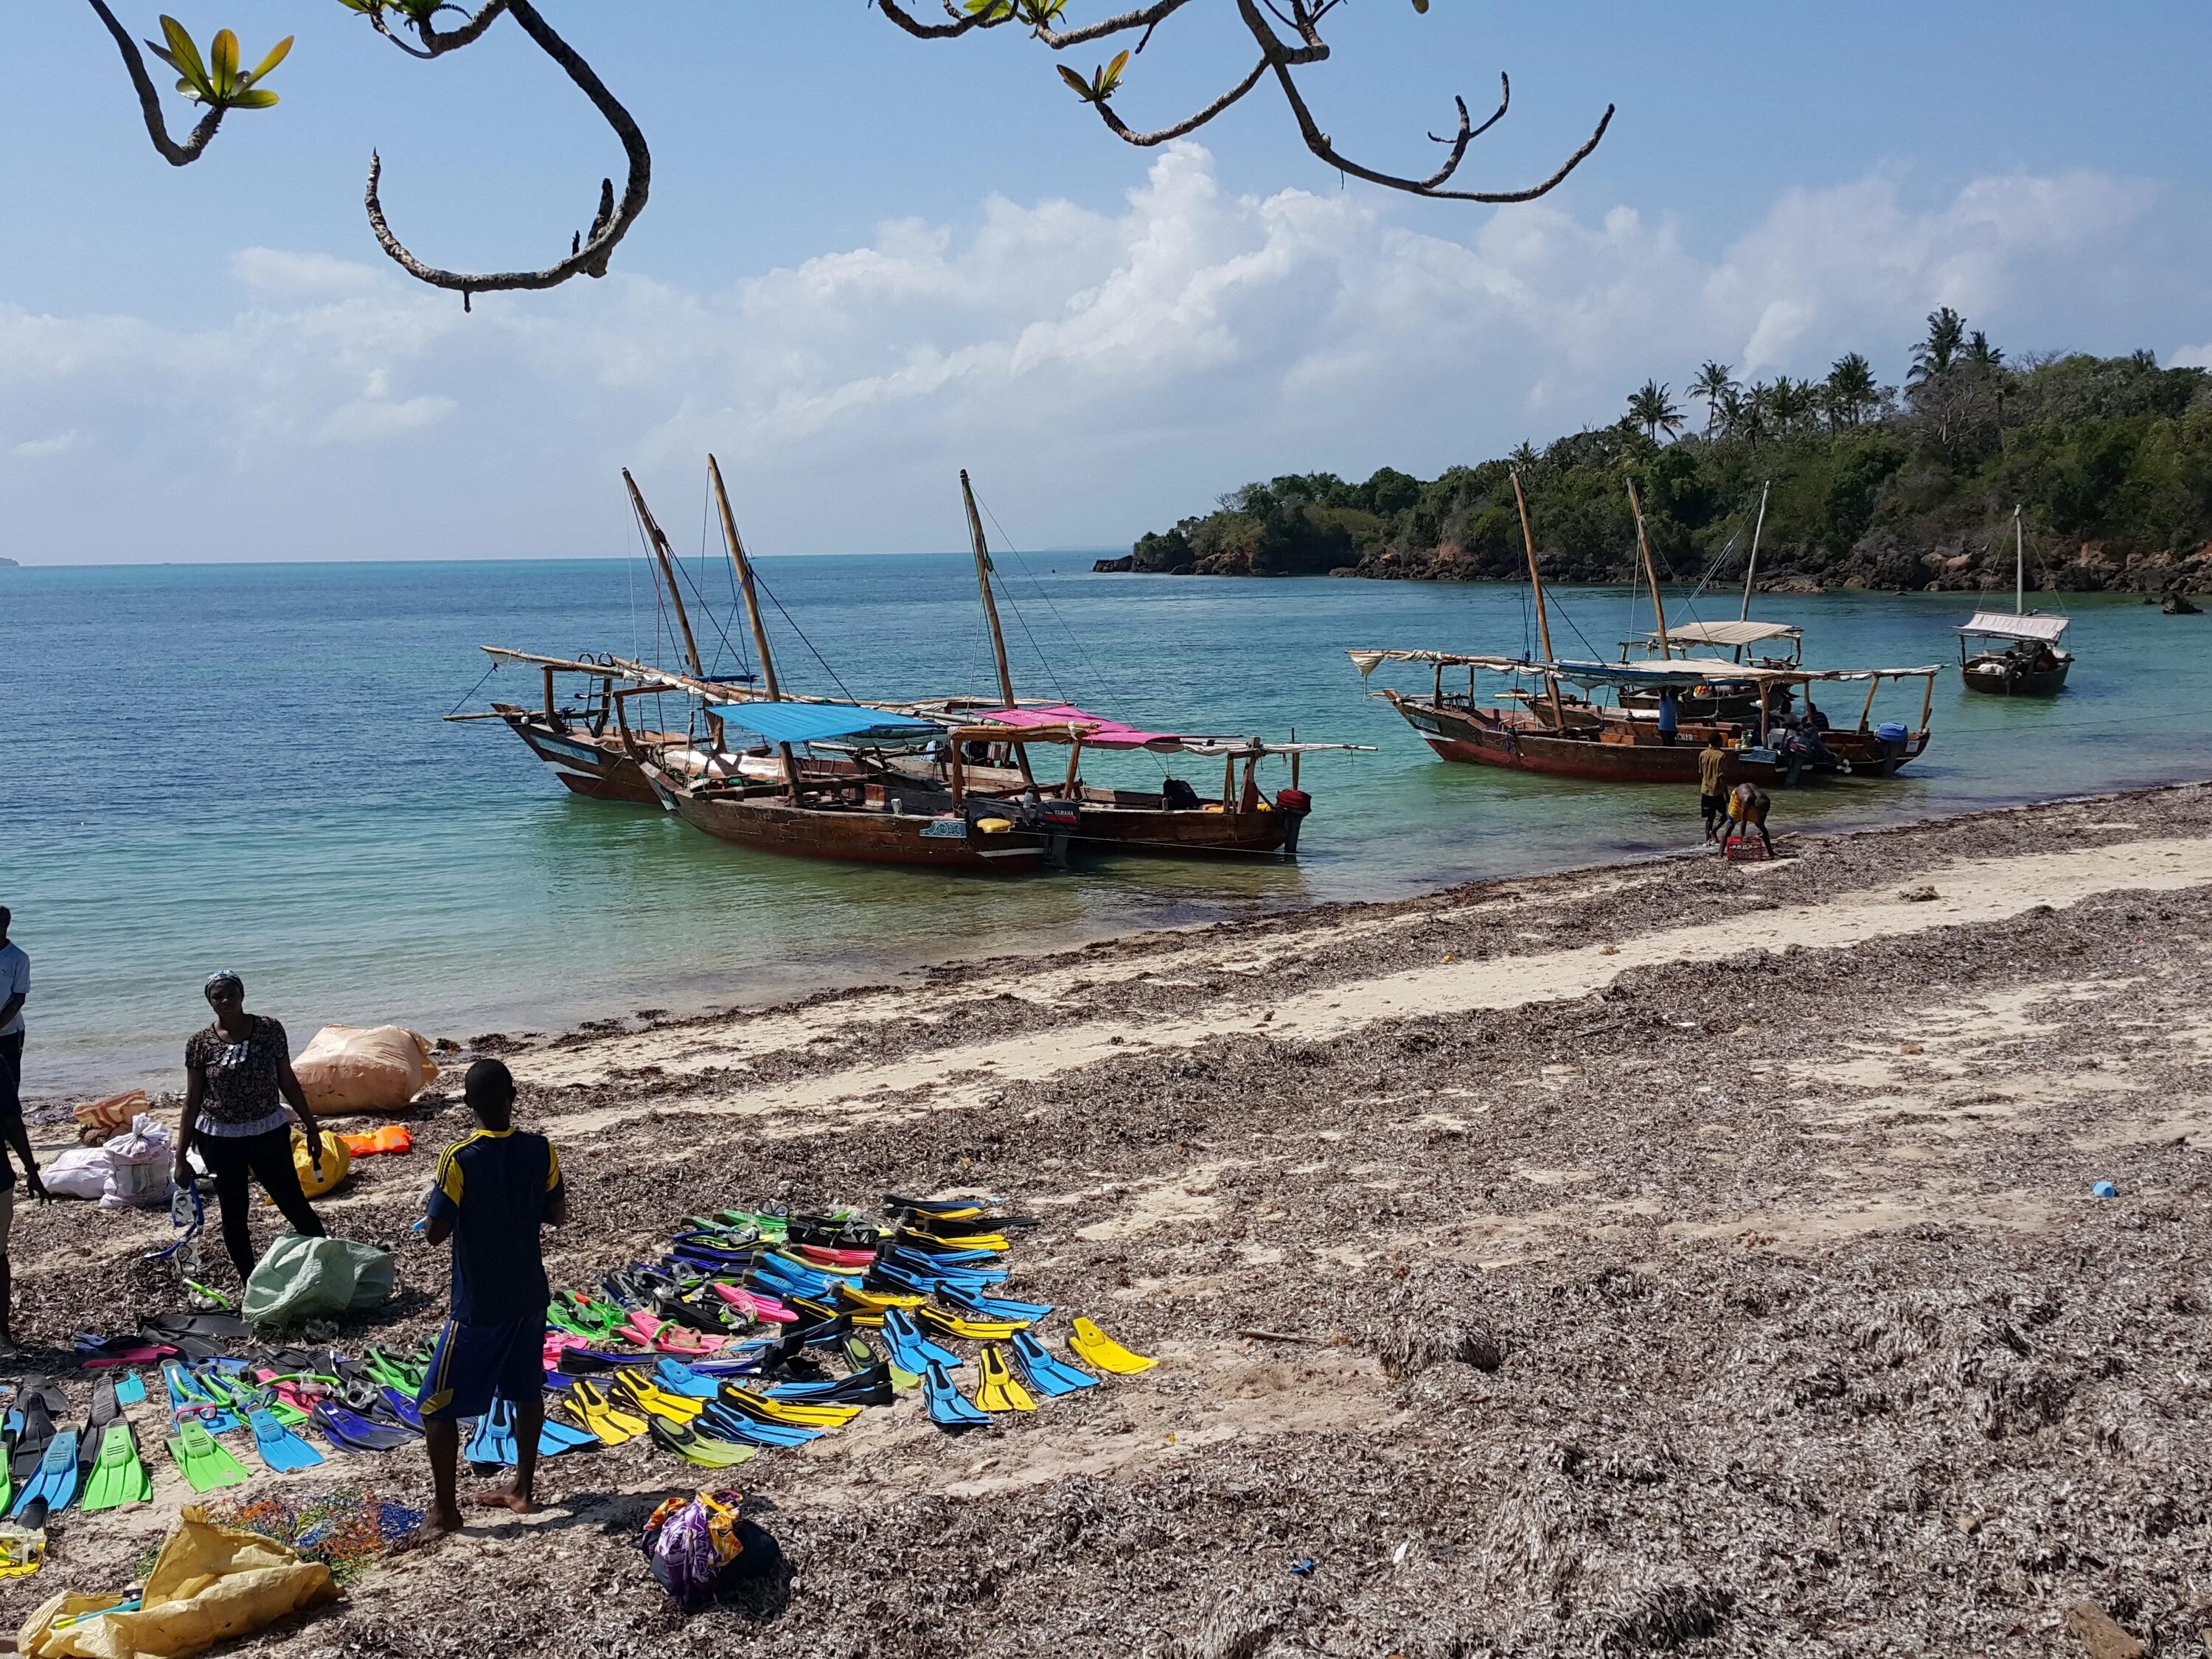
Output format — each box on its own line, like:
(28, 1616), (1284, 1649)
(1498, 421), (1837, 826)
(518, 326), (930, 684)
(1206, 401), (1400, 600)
(209, 29), (240, 96)
(1057, 63), (1094, 101)
(158, 15), (208, 86)
(229, 87), (279, 109)
(248, 35), (293, 84)
(1411, 0), (1430, 11)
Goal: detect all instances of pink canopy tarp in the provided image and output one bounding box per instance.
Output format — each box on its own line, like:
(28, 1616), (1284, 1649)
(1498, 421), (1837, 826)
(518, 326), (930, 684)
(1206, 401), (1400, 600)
(970, 705), (1188, 752)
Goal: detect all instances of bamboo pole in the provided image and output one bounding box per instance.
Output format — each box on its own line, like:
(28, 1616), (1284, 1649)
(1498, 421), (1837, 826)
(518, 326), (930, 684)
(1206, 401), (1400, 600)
(1739, 480), (1770, 622)
(622, 470), (705, 679)
(961, 470), (1033, 784)
(2014, 503), (2024, 615)
(707, 455), (799, 801)
(1512, 470), (1565, 726)
(1627, 479), (1670, 654)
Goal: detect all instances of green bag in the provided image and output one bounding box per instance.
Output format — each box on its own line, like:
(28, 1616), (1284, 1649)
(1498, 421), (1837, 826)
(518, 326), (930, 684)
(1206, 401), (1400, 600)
(241, 1234), (397, 1328)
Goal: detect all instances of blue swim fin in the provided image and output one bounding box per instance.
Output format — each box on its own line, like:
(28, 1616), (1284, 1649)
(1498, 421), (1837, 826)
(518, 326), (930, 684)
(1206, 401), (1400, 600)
(12, 1430), (80, 1518)
(882, 1309), (961, 1373)
(1010, 1331), (1099, 1398)
(464, 1408), (507, 1466)
(114, 1372), (147, 1407)
(654, 1359), (720, 1399)
(922, 1363), (990, 1430)
(248, 1408), (325, 1473)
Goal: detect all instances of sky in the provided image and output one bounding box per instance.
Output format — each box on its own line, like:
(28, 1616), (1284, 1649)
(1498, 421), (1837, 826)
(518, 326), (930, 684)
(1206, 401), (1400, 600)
(4, 1), (2211, 564)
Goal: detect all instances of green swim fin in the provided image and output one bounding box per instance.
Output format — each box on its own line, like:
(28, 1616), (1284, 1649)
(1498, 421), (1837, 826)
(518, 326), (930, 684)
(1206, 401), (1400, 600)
(167, 1419), (249, 1494)
(81, 1423), (151, 1512)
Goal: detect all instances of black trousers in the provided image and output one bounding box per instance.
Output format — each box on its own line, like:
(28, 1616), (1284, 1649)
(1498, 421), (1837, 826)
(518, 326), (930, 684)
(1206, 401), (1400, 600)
(198, 1125), (325, 1281)
(0, 1031), (20, 1119)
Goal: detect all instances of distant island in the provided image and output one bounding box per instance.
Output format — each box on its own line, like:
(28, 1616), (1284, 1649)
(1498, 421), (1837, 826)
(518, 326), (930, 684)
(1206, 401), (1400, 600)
(1107, 319), (2210, 597)
(0, 557), (17, 568)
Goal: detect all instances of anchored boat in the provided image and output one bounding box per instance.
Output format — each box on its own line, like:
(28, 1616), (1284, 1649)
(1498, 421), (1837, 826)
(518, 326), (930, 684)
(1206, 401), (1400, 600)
(1959, 507), (2072, 696)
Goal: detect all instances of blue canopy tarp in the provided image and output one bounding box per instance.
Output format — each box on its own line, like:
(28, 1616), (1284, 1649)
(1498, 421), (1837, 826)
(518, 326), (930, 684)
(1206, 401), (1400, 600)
(705, 700), (941, 745)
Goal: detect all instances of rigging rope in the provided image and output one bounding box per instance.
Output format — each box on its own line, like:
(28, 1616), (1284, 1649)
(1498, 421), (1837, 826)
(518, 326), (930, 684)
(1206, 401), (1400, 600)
(443, 658), (500, 719)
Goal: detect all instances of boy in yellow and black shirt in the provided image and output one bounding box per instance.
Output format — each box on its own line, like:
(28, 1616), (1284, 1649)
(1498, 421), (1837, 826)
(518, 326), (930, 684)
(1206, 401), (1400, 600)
(1697, 734), (1732, 843)
(417, 1059), (566, 1532)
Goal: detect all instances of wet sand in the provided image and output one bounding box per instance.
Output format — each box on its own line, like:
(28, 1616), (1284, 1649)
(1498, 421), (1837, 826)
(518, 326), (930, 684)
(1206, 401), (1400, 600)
(7, 780), (2211, 1655)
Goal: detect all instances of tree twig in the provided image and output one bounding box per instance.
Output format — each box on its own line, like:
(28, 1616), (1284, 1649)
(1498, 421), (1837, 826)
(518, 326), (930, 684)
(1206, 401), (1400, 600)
(85, 0), (227, 166)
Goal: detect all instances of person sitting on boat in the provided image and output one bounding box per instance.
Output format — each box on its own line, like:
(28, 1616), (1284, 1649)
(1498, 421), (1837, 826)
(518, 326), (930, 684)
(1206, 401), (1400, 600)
(1725, 781), (1773, 858)
(1656, 687), (1680, 748)
(1802, 697), (1829, 733)
(1698, 734), (1731, 844)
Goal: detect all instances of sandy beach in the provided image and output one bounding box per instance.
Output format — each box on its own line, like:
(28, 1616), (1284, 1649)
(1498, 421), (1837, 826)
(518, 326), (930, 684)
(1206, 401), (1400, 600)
(7, 779), (2212, 1655)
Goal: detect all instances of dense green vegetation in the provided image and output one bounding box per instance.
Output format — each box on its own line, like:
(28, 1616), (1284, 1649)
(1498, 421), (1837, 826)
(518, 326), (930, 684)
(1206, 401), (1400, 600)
(1122, 318), (2212, 595)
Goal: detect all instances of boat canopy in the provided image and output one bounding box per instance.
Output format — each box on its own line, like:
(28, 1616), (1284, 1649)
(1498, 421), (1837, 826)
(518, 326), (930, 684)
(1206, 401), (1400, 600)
(1644, 620), (1801, 649)
(706, 700), (941, 744)
(1349, 649), (1938, 688)
(967, 704), (1186, 753)
(1958, 611), (2070, 643)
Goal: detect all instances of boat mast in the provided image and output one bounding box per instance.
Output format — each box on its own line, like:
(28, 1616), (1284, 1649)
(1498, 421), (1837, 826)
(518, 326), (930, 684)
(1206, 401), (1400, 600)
(1627, 479), (1671, 655)
(1739, 480), (1770, 623)
(2014, 502), (2024, 615)
(1512, 470), (1565, 725)
(960, 469), (1034, 785)
(622, 470), (706, 679)
(707, 455), (800, 801)
(709, 456), (781, 700)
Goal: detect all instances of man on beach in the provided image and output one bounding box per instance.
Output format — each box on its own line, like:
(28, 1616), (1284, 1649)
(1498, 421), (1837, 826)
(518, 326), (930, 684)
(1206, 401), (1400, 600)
(417, 1059), (566, 1532)
(1698, 734), (1731, 843)
(0, 908), (51, 1354)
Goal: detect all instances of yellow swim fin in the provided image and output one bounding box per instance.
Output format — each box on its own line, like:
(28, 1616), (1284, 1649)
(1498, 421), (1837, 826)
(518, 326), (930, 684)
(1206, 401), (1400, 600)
(971, 1344), (1035, 1413)
(1068, 1316), (1155, 1375)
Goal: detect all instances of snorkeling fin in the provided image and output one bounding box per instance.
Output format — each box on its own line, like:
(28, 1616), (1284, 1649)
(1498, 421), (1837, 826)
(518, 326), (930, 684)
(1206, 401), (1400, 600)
(1011, 1331), (1100, 1398)
(114, 1372), (147, 1407)
(310, 1402), (415, 1453)
(915, 1305), (1029, 1342)
(248, 1409), (325, 1473)
(881, 1308), (961, 1373)
(654, 1359), (722, 1399)
(970, 1346), (1035, 1414)
(81, 1423), (153, 1512)
(167, 1419), (249, 1494)
(922, 1363), (991, 1430)
(647, 1416), (759, 1470)
(1067, 1316), (1155, 1375)
(560, 1380), (646, 1447)
(465, 1407), (512, 1467)
(13, 1430), (80, 1518)
(942, 1284), (1055, 1323)
(698, 1405), (819, 1448)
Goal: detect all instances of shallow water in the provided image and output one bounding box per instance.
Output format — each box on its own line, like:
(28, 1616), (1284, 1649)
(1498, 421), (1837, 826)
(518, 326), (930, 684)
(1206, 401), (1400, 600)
(7, 552), (2205, 1093)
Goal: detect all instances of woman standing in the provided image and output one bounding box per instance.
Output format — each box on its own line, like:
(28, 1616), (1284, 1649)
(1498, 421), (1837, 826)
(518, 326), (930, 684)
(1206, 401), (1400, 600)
(175, 973), (329, 1282)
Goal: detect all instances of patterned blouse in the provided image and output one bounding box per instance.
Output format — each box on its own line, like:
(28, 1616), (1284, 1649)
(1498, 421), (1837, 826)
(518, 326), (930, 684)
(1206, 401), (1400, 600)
(184, 1015), (294, 1140)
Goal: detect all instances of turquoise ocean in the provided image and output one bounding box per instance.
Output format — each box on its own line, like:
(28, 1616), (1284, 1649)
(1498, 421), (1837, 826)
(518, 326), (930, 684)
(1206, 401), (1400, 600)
(7, 553), (2206, 1096)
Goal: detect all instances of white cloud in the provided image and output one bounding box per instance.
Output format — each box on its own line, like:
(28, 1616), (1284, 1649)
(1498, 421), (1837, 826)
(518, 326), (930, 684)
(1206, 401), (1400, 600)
(11, 430), (78, 459)
(0, 147), (2196, 561)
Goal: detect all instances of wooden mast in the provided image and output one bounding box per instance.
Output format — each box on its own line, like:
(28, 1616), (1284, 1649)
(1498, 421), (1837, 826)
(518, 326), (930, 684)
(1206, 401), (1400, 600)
(960, 469), (1034, 784)
(707, 455), (800, 801)
(2014, 502), (2024, 616)
(1739, 480), (1770, 623)
(1512, 470), (1565, 726)
(622, 470), (706, 679)
(1627, 479), (1671, 655)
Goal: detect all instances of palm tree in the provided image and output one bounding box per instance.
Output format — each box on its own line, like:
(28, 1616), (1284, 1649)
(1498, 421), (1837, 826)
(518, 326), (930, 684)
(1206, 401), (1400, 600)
(1765, 377), (1815, 434)
(1508, 440), (1540, 471)
(1726, 384), (1767, 450)
(1964, 330), (2004, 369)
(1823, 352), (1878, 428)
(1691, 361), (1737, 434)
(1910, 306), (1967, 385)
(1626, 379), (1684, 442)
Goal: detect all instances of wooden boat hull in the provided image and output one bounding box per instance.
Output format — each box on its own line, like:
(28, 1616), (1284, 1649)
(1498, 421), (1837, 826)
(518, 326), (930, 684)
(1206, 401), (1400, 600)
(495, 706), (661, 804)
(657, 782), (1052, 870)
(1385, 692), (1779, 785)
(1962, 654), (2070, 697)
(874, 761), (1305, 855)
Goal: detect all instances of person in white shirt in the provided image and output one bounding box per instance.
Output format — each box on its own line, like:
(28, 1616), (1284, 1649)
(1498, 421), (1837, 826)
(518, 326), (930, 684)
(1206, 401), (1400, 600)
(0, 907), (51, 1353)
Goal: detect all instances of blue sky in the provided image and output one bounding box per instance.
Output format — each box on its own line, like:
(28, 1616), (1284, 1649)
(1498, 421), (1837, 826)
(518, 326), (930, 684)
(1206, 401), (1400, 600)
(5, 1), (2211, 563)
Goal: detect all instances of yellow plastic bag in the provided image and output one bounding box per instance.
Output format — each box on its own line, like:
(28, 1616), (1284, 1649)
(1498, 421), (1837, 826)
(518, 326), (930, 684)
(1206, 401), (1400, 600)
(291, 1129), (350, 1199)
(18, 1508), (337, 1659)
(291, 1025), (438, 1115)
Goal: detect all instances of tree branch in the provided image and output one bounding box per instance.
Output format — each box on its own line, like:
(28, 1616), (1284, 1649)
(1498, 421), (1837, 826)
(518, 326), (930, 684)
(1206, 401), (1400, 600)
(361, 0), (650, 309)
(85, 0), (226, 166)
(1095, 59), (1267, 147)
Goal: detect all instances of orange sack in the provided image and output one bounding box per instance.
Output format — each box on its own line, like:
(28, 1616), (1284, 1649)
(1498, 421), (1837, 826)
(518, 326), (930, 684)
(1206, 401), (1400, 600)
(291, 1025), (439, 1115)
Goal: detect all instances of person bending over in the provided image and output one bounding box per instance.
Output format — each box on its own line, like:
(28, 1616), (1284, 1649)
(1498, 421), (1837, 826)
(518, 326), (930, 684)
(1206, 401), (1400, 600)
(176, 973), (327, 1282)
(1728, 780), (1774, 858)
(1697, 734), (1731, 844)
(418, 1059), (567, 1533)
(0, 908), (49, 1352)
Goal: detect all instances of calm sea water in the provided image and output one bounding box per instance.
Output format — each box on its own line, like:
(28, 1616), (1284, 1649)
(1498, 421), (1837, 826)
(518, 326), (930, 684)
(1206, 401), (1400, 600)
(6, 553), (2205, 1094)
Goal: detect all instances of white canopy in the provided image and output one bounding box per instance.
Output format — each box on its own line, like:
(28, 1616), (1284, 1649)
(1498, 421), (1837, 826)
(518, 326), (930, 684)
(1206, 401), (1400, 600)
(1958, 611), (2070, 643)
(1650, 620), (1801, 648)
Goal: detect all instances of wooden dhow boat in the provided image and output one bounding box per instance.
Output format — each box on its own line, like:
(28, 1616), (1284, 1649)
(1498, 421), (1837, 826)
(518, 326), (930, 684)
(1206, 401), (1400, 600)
(1959, 506), (2072, 696)
(1351, 471), (1938, 786)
